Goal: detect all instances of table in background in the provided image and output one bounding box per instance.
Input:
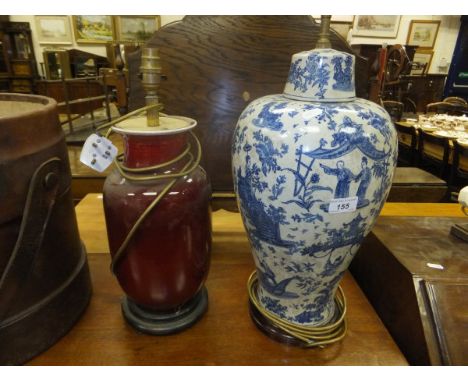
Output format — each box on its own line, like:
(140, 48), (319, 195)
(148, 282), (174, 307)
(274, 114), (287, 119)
(27, 194), (420, 365)
(396, 120), (468, 159)
(387, 167), (447, 202)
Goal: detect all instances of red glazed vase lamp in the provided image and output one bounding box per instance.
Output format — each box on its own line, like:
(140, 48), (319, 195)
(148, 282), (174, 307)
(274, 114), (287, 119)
(102, 48), (212, 334)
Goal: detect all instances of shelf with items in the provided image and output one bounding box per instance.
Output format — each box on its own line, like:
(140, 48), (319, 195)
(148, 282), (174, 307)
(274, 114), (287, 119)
(42, 48), (109, 80)
(0, 21), (38, 93)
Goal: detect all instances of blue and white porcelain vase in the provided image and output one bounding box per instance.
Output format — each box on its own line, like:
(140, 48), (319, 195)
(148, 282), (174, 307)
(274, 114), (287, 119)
(232, 48), (398, 327)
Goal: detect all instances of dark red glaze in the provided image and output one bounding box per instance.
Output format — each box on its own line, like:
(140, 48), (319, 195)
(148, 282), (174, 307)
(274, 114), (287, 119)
(124, 133), (188, 168)
(103, 131), (212, 311)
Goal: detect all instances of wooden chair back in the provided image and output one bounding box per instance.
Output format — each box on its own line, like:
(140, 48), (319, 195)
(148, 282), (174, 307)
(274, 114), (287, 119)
(443, 96), (468, 107)
(395, 123), (418, 166)
(383, 100), (404, 122)
(125, 16), (368, 194)
(418, 130), (451, 178)
(449, 140), (468, 190)
(426, 101), (468, 116)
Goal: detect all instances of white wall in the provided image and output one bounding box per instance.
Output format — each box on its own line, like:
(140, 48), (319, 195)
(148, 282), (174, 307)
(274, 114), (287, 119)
(9, 15), (184, 76)
(9, 15), (460, 76)
(348, 15), (461, 74)
(161, 15), (184, 26)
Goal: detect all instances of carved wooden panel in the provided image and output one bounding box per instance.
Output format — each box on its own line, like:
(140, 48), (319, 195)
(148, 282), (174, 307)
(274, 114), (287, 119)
(127, 16), (368, 192)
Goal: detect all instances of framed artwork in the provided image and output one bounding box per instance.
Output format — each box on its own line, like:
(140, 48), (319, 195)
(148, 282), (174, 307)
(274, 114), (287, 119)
(114, 16), (161, 42)
(406, 20), (440, 49)
(410, 50), (433, 75)
(72, 15), (115, 44)
(312, 15), (354, 23)
(352, 15), (401, 38)
(34, 16), (73, 44)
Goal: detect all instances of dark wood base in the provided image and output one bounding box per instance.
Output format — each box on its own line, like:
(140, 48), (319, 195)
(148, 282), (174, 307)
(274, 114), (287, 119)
(248, 295), (344, 348)
(249, 300), (306, 347)
(121, 287), (208, 335)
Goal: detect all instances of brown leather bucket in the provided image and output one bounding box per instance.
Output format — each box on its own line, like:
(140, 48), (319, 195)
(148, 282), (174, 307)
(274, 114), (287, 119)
(0, 93), (92, 365)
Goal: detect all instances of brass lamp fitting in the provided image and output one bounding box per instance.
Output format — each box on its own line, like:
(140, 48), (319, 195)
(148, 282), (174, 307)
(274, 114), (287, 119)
(316, 15), (332, 49)
(140, 47), (162, 127)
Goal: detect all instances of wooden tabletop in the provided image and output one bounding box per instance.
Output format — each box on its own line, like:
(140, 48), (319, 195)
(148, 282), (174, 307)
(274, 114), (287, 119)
(29, 195), (464, 365)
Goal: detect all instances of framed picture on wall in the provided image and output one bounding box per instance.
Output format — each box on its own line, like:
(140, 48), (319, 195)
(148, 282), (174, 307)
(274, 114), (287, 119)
(312, 15), (354, 23)
(72, 15), (115, 44)
(35, 16), (73, 44)
(406, 20), (440, 49)
(352, 15), (401, 38)
(114, 16), (161, 42)
(410, 50), (433, 75)
(331, 22), (353, 40)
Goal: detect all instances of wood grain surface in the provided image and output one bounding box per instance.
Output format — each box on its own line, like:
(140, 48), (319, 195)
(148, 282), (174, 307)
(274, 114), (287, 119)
(25, 194), (422, 365)
(126, 16), (368, 193)
(74, 194), (466, 255)
(68, 140), (452, 205)
(351, 216), (468, 365)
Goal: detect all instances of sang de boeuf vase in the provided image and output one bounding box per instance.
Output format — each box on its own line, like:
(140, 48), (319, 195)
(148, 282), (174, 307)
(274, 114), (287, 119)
(232, 48), (397, 327)
(103, 115), (211, 334)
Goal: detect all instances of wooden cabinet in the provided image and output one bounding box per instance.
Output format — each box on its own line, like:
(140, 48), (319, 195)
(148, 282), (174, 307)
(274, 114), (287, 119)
(401, 74), (447, 112)
(0, 37), (9, 91)
(352, 44), (446, 111)
(42, 49), (72, 80)
(0, 21), (38, 93)
(351, 214), (468, 365)
(43, 48), (109, 80)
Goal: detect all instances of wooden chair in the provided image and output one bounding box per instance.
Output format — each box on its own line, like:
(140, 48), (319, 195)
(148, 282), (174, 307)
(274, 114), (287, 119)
(418, 130), (451, 179)
(443, 96), (468, 107)
(426, 101), (468, 116)
(395, 122), (418, 166)
(126, 16), (369, 200)
(449, 140), (468, 192)
(36, 76), (114, 140)
(402, 97), (417, 114)
(69, 16), (369, 207)
(382, 100), (404, 122)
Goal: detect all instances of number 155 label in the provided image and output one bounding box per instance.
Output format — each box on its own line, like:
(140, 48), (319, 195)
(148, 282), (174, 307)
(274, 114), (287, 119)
(328, 197), (358, 214)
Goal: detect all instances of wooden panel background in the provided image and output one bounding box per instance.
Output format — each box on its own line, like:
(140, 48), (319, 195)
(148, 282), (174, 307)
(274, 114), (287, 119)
(126, 16), (368, 192)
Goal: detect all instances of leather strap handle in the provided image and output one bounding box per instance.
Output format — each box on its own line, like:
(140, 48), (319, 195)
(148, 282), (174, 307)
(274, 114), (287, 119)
(0, 157), (61, 323)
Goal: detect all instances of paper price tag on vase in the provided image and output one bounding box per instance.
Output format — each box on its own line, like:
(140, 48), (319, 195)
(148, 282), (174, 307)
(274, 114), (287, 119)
(328, 197), (358, 214)
(80, 133), (118, 173)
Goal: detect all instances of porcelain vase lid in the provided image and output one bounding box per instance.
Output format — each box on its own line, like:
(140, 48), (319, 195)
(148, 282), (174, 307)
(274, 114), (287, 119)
(283, 48), (356, 102)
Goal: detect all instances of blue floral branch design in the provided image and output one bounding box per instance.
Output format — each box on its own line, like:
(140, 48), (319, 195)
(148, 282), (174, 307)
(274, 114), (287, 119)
(260, 296), (288, 319)
(232, 125), (248, 155)
(283, 143), (333, 211)
(269, 175), (286, 201)
(302, 103), (346, 131)
(252, 130), (288, 176)
(286, 54), (330, 99)
(356, 108), (392, 144)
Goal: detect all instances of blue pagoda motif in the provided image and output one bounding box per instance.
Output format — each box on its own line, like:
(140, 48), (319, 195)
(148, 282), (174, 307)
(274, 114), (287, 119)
(236, 167), (293, 248)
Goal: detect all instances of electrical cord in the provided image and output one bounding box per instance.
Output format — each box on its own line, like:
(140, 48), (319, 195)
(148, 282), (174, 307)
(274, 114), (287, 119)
(103, 112), (201, 274)
(247, 270), (347, 347)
